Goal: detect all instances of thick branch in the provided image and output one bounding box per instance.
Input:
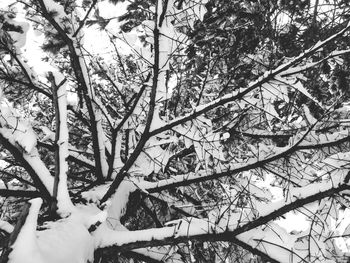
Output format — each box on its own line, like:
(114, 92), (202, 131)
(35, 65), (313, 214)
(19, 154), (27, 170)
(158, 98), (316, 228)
(73, 0), (98, 37)
(149, 22), (350, 137)
(0, 189), (41, 198)
(37, 141), (95, 170)
(37, 0), (106, 181)
(107, 73), (151, 179)
(0, 133), (51, 201)
(98, 183), (348, 257)
(101, 9), (163, 202)
(0, 76), (51, 98)
(146, 133), (350, 193)
(0, 203), (30, 263)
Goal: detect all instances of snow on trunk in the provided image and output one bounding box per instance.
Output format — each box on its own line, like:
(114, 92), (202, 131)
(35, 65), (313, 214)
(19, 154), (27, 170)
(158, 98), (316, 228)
(95, 108), (109, 178)
(8, 199), (45, 263)
(154, 0), (174, 103)
(36, 219), (94, 263)
(22, 149), (54, 193)
(105, 180), (137, 229)
(75, 45), (109, 179)
(112, 134), (124, 176)
(9, 199), (95, 263)
(54, 73), (75, 214)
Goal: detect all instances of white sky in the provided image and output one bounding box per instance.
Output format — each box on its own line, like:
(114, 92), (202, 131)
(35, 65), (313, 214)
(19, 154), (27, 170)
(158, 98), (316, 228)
(0, 0), (130, 75)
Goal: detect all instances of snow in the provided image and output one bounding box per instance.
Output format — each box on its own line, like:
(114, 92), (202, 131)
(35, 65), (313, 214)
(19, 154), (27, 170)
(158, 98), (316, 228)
(81, 183), (111, 203)
(140, 171), (208, 191)
(112, 135), (123, 175)
(275, 211), (309, 233)
(106, 180), (137, 228)
(150, 106), (167, 130)
(0, 220), (14, 233)
(93, 98), (114, 137)
(300, 129), (349, 147)
(237, 223), (297, 263)
(9, 202), (95, 263)
(9, 198), (44, 263)
(93, 222), (183, 262)
(0, 179), (5, 189)
(133, 247), (183, 262)
(54, 75), (75, 215)
(138, 141), (303, 192)
(169, 118), (228, 169)
(21, 149), (54, 194)
(168, 217), (213, 238)
(0, 1), (15, 8)
(0, 98), (38, 154)
(7, 166), (346, 263)
(155, 0), (175, 102)
(94, 214), (299, 261)
(40, 126), (55, 142)
(154, 191), (199, 216)
(334, 209), (350, 253)
(257, 180), (337, 217)
(128, 135), (175, 175)
(94, 222), (174, 248)
(97, 1), (128, 19)
(69, 146), (95, 168)
(303, 104), (317, 124)
(37, 220), (94, 263)
(323, 151), (350, 169)
(0, 99), (55, 193)
(96, 109), (109, 178)
(89, 186), (345, 262)
(82, 179), (195, 260)
(3, 1), (350, 262)
(3, 13), (30, 50)
(9, 200), (101, 263)
(84, 179), (187, 261)
(0, 127), (37, 154)
(279, 61), (318, 76)
(73, 40), (109, 179)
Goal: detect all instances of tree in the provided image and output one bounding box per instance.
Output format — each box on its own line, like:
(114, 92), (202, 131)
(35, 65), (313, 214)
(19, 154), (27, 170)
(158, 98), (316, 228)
(1, 0), (350, 262)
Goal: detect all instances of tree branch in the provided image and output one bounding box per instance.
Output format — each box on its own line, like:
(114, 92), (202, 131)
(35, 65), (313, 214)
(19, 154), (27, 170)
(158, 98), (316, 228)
(73, 0), (98, 38)
(0, 203), (30, 263)
(37, 0), (107, 182)
(0, 189), (41, 198)
(146, 132), (350, 193)
(149, 22), (350, 137)
(98, 183), (348, 260)
(101, 3), (165, 202)
(0, 133), (52, 201)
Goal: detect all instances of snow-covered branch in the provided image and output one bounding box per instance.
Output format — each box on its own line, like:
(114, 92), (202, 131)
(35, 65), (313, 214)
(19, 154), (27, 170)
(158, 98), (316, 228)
(37, 0), (108, 181)
(101, 0), (172, 203)
(144, 129), (350, 192)
(149, 22), (350, 137)
(95, 182), (349, 262)
(0, 98), (53, 200)
(0, 189), (41, 198)
(49, 72), (74, 215)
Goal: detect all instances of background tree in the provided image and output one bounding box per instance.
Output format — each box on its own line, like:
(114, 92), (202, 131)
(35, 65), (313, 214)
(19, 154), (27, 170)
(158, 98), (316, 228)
(1, 0), (350, 262)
